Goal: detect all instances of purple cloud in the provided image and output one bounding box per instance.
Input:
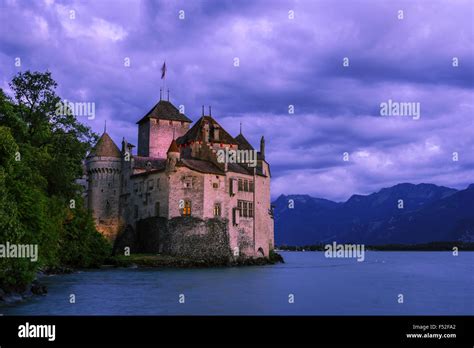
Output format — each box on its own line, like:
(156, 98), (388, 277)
(1, 0), (473, 201)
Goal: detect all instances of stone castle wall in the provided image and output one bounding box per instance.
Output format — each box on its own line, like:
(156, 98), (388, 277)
(114, 216), (232, 261)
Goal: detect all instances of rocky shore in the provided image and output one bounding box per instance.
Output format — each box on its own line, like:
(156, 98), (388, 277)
(104, 251), (284, 269)
(0, 266), (73, 305)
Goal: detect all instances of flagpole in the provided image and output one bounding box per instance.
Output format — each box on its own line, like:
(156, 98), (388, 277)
(161, 60), (166, 102)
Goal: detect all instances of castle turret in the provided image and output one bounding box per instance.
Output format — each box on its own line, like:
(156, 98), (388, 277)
(166, 139), (180, 171)
(86, 131), (122, 240)
(136, 98), (192, 158)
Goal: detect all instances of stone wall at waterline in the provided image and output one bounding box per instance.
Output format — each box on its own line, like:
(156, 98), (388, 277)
(113, 216), (232, 261)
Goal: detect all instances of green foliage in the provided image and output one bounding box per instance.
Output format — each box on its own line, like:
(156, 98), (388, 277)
(0, 71), (110, 293)
(59, 198), (110, 268)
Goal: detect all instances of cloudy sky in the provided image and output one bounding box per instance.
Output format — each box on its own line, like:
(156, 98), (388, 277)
(1, 0), (473, 201)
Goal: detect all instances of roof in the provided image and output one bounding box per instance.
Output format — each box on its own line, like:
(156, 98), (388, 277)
(177, 116), (238, 145)
(235, 133), (254, 150)
(228, 162), (253, 175)
(88, 132), (121, 158)
(167, 139), (179, 153)
(136, 100), (192, 124)
(133, 157), (167, 170)
(178, 159), (225, 175)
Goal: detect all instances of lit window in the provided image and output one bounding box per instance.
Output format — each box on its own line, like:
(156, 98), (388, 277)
(182, 200), (191, 216)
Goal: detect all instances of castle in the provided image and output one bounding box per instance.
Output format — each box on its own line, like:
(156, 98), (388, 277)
(84, 95), (274, 260)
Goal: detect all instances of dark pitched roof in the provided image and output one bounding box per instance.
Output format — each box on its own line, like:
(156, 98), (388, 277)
(167, 139), (179, 153)
(227, 162), (253, 175)
(235, 133), (254, 150)
(178, 159), (225, 175)
(136, 100), (192, 124)
(176, 116), (238, 145)
(133, 157), (167, 170)
(88, 132), (121, 158)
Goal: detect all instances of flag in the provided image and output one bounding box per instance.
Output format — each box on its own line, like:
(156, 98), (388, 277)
(161, 61), (167, 79)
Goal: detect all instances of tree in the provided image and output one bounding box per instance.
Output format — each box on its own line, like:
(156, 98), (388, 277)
(0, 71), (110, 294)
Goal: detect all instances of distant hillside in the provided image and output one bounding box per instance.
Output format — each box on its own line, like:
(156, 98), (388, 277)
(273, 183), (474, 246)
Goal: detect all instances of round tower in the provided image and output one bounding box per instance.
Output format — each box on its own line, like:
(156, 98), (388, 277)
(86, 131), (122, 241)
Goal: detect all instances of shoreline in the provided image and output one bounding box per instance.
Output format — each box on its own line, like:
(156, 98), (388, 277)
(0, 252), (285, 305)
(104, 252), (285, 269)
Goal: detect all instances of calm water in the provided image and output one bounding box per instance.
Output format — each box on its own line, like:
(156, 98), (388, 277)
(1, 251), (473, 315)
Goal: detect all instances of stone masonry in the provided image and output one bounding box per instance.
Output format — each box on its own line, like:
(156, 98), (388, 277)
(85, 95), (274, 260)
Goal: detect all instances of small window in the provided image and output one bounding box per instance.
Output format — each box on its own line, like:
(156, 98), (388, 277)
(182, 200), (191, 216)
(243, 180), (249, 192)
(157, 178), (160, 190)
(213, 182), (219, 189)
(238, 179), (243, 191)
(183, 177), (193, 189)
(237, 201), (243, 216)
(229, 178), (236, 196)
(213, 203), (221, 217)
(155, 202), (160, 216)
(237, 200), (253, 218)
(249, 181), (254, 192)
(148, 179), (154, 190)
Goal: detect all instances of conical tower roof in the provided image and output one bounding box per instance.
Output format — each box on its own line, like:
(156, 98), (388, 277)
(88, 132), (121, 158)
(167, 139), (180, 153)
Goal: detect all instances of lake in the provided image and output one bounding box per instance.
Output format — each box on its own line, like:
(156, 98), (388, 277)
(1, 251), (473, 315)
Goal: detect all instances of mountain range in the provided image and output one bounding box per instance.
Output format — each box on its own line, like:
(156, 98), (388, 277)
(273, 183), (474, 246)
